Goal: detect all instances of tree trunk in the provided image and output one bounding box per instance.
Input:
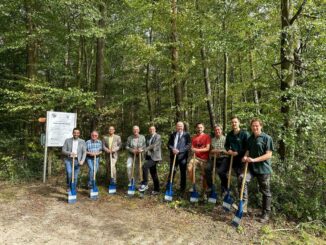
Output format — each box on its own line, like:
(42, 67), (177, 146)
(249, 50), (260, 114)
(145, 21), (154, 122)
(171, 0), (183, 122)
(223, 52), (228, 131)
(25, 0), (37, 81)
(95, 3), (106, 109)
(279, 0), (307, 160)
(200, 39), (216, 129)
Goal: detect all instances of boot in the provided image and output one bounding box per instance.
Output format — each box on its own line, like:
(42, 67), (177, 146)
(259, 211), (270, 223)
(260, 196), (271, 223)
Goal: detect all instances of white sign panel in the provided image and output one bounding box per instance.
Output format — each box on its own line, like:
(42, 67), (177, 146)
(46, 111), (77, 147)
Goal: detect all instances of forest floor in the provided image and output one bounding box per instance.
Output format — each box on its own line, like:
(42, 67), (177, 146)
(0, 178), (324, 245)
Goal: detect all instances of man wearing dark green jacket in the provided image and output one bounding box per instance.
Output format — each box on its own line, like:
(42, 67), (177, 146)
(242, 118), (274, 223)
(225, 116), (250, 211)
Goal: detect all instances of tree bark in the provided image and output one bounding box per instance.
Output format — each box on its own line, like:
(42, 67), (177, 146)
(145, 12), (154, 122)
(171, 0), (183, 122)
(279, 0), (307, 160)
(95, 3), (106, 109)
(223, 52), (228, 131)
(200, 39), (216, 129)
(25, 0), (37, 81)
(249, 50), (260, 114)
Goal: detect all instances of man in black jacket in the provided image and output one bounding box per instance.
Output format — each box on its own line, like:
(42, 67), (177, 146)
(167, 121), (191, 193)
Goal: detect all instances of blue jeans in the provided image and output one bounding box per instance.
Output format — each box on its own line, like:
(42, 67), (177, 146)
(65, 158), (80, 187)
(87, 157), (100, 186)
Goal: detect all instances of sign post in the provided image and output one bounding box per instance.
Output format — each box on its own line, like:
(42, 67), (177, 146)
(43, 111), (77, 183)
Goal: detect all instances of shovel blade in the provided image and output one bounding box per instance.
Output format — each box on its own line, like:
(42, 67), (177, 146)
(222, 191), (233, 211)
(208, 185), (218, 204)
(164, 183), (173, 201)
(68, 189), (77, 204)
(231, 200), (244, 227)
(108, 178), (117, 194)
(128, 179), (135, 196)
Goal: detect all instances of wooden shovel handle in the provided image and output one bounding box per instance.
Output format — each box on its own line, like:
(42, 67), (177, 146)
(93, 155), (96, 181)
(192, 154), (196, 184)
(227, 155), (234, 189)
(109, 152), (113, 179)
(239, 161), (248, 200)
(131, 153), (136, 180)
(212, 154), (217, 185)
(139, 152), (143, 182)
(169, 154), (177, 184)
(72, 156), (75, 184)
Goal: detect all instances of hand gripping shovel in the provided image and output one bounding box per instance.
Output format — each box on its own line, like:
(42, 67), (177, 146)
(231, 161), (249, 227)
(68, 155), (77, 204)
(223, 155), (234, 211)
(90, 155), (99, 200)
(190, 155), (199, 203)
(164, 154), (177, 201)
(127, 154), (136, 196)
(108, 152), (116, 194)
(208, 154), (218, 204)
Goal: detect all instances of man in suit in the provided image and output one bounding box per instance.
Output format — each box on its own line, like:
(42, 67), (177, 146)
(139, 126), (162, 194)
(125, 125), (146, 184)
(86, 130), (102, 188)
(103, 126), (122, 184)
(167, 121), (191, 193)
(62, 128), (87, 191)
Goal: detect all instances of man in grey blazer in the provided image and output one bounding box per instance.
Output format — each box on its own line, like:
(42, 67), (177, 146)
(62, 128), (87, 191)
(103, 126), (121, 183)
(139, 126), (162, 194)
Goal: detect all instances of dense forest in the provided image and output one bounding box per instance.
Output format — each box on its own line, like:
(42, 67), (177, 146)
(0, 0), (325, 223)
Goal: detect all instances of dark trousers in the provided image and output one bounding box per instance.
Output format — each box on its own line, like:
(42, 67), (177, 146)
(239, 170), (272, 213)
(167, 156), (187, 192)
(205, 157), (229, 193)
(142, 156), (160, 191)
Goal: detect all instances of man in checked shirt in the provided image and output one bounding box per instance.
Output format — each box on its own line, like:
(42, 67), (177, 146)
(86, 131), (103, 188)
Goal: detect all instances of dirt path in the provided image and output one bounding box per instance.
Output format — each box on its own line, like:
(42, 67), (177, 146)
(0, 181), (321, 244)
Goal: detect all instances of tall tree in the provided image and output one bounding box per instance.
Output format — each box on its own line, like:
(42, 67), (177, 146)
(25, 0), (37, 81)
(95, 2), (106, 109)
(171, 0), (183, 122)
(279, 0), (307, 160)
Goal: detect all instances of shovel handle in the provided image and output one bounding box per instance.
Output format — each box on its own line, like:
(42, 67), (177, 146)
(192, 154), (196, 184)
(139, 152), (143, 182)
(169, 154), (177, 184)
(93, 155), (96, 181)
(109, 152), (113, 179)
(239, 161), (248, 200)
(131, 153), (136, 180)
(72, 155), (75, 184)
(212, 154), (217, 185)
(227, 155), (234, 189)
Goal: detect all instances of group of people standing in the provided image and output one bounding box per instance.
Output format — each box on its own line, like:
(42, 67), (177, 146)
(62, 116), (274, 223)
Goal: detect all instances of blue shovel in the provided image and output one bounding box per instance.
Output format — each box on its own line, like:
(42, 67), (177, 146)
(90, 155), (99, 200)
(208, 154), (218, 204)
(231, 161), (249, 227)
(222, 155), (234, 211)
(127, 154), (136, 196)
(108, 152), (116, 194)
(190, 155), (199, 203)
(164, 154), (177, 201)
(68, 155), (77, 204)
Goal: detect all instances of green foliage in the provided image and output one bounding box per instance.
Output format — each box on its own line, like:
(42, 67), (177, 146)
(0, 0), (325, 223)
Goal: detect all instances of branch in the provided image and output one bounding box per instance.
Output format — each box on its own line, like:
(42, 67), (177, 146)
(290, 0), (308, 25)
